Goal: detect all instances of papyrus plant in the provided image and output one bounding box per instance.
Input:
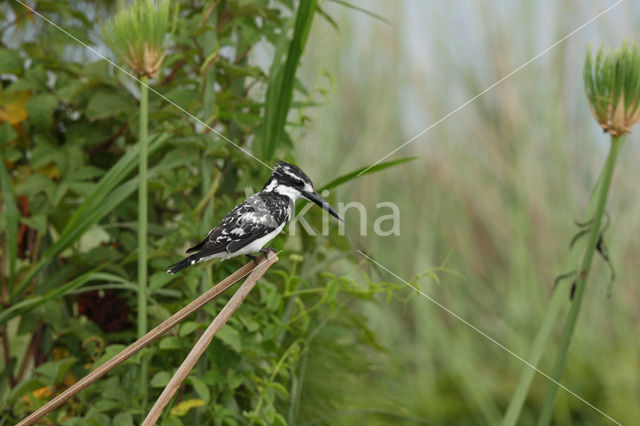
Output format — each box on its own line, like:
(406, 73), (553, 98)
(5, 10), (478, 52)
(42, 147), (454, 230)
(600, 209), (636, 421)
(103, 0), (173, 402)
(504, 42), (640, 426)
(584, 42), (640, 137)
(102, 0), (173, 79)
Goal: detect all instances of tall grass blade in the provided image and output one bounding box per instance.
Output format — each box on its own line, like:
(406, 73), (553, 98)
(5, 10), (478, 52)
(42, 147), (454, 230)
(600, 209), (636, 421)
(318, 157), (417, 191)
(0, 150), (18, 284)
(295, 157), (417, 219)
(55, 133), (165, 253)
(327, 0), (395, 27)
(260, 0), (317, 160)
(0, 271), (128, 325)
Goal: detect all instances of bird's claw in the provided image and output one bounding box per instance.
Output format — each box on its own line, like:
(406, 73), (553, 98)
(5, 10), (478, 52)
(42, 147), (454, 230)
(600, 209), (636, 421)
(260, 247), (276, 260)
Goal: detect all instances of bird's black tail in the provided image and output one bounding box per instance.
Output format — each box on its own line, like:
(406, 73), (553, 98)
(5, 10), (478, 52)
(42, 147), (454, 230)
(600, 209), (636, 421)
(167, 255), (198, 274)
(186, 238), (207, 253)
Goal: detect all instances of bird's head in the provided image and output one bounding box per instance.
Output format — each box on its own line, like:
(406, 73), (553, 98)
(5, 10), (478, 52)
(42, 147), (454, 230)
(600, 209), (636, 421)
(263, 161), (343, 221)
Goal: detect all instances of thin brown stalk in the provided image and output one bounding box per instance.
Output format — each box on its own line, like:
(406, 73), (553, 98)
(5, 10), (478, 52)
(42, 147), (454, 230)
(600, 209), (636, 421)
(16, 257), (266, 426)
(142, 252), (279, 425)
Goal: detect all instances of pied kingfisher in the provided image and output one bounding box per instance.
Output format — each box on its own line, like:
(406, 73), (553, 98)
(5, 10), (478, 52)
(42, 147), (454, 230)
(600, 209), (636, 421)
(167, 161), (343, 274)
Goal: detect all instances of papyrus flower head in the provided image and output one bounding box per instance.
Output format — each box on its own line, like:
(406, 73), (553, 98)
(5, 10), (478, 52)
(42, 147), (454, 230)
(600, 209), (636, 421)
(103, 0), (173, 79)
(584, 42), (640, 137)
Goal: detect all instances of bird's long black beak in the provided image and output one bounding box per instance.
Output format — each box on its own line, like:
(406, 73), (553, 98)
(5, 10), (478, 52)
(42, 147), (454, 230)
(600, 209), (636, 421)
(302, 191), (344, 222)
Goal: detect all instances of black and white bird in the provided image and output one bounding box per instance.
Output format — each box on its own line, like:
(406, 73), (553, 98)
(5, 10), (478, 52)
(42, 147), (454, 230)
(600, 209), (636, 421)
(167, 161), (343, 274)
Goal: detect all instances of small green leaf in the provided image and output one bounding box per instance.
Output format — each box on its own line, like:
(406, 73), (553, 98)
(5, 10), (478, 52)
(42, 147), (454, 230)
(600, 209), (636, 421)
(26, 93), (58, 131)
(0, 48), (23, 74)
(7, 378), (46, 405)
(0, 122), (18, 145)
(238, 316), (260, 332)
(113, 413), (135, 426)
(85, 399), (120, 417)
(86, 90), (135, 121)
(148, 304), (172, 322)
(83, 60), (111, 79)
(216, 325), (241, 352)
(94, 344), (127, 367)
(150, 271), (173, 292)
(151, 371), (172, 387)
(159, 336), (182, 350)
(267, 381), (289, 397)
(324, 279), (339, 302)
(24, 67), (47, 90)
(7, 78), (39, 92)
(187, 376), (210, 404)
(179, 321), (200, 337)
(35, 357), (78, 383)
(164, 88), (198, 108)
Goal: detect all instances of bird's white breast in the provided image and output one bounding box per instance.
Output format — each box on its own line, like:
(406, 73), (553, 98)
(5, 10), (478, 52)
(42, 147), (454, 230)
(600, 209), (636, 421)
(231, 222), (286, 256)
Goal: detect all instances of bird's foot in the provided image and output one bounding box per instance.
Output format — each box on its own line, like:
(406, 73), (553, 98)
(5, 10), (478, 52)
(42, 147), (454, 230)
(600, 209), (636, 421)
(246, 253), (259, 265)
(259, 247), (276, 260)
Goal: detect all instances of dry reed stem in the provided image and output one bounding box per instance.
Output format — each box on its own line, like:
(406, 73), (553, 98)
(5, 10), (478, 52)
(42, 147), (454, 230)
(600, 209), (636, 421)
(142, 252), (278, 425)
(17, 257), (266, 426)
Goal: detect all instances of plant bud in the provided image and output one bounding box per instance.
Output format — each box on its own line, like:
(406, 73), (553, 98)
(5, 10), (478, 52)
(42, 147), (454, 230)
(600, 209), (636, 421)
(584, 42), (640, 136)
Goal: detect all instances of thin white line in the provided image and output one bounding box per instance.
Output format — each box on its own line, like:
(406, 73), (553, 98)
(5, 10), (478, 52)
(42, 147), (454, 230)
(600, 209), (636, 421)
(357, 0), (625, 176)
(13, 0), (273, 171)
(356, 250), (621, 425)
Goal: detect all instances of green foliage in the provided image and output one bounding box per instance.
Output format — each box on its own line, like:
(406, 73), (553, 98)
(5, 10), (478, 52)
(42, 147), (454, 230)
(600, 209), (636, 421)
(9, 133), (170, 301)
(0, 1), (402, 424)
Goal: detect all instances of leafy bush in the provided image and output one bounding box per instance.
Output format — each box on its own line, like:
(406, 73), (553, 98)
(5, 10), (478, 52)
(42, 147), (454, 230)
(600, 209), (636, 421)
(0, 2), (394, 424)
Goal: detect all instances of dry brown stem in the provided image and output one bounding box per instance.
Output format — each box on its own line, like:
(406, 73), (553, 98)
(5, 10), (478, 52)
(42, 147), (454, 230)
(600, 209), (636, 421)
(142, 252), (278, 425)
(17, 256), (268, 426)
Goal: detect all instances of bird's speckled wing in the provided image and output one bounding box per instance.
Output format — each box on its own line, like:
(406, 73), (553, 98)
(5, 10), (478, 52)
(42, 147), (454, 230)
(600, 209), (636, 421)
(187, 192), (291, 257)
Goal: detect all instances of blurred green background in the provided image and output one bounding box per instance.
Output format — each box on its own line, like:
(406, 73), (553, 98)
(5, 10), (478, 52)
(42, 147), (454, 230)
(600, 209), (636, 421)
(294, 1), (640, 425)
(1, 0), (640, 425)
